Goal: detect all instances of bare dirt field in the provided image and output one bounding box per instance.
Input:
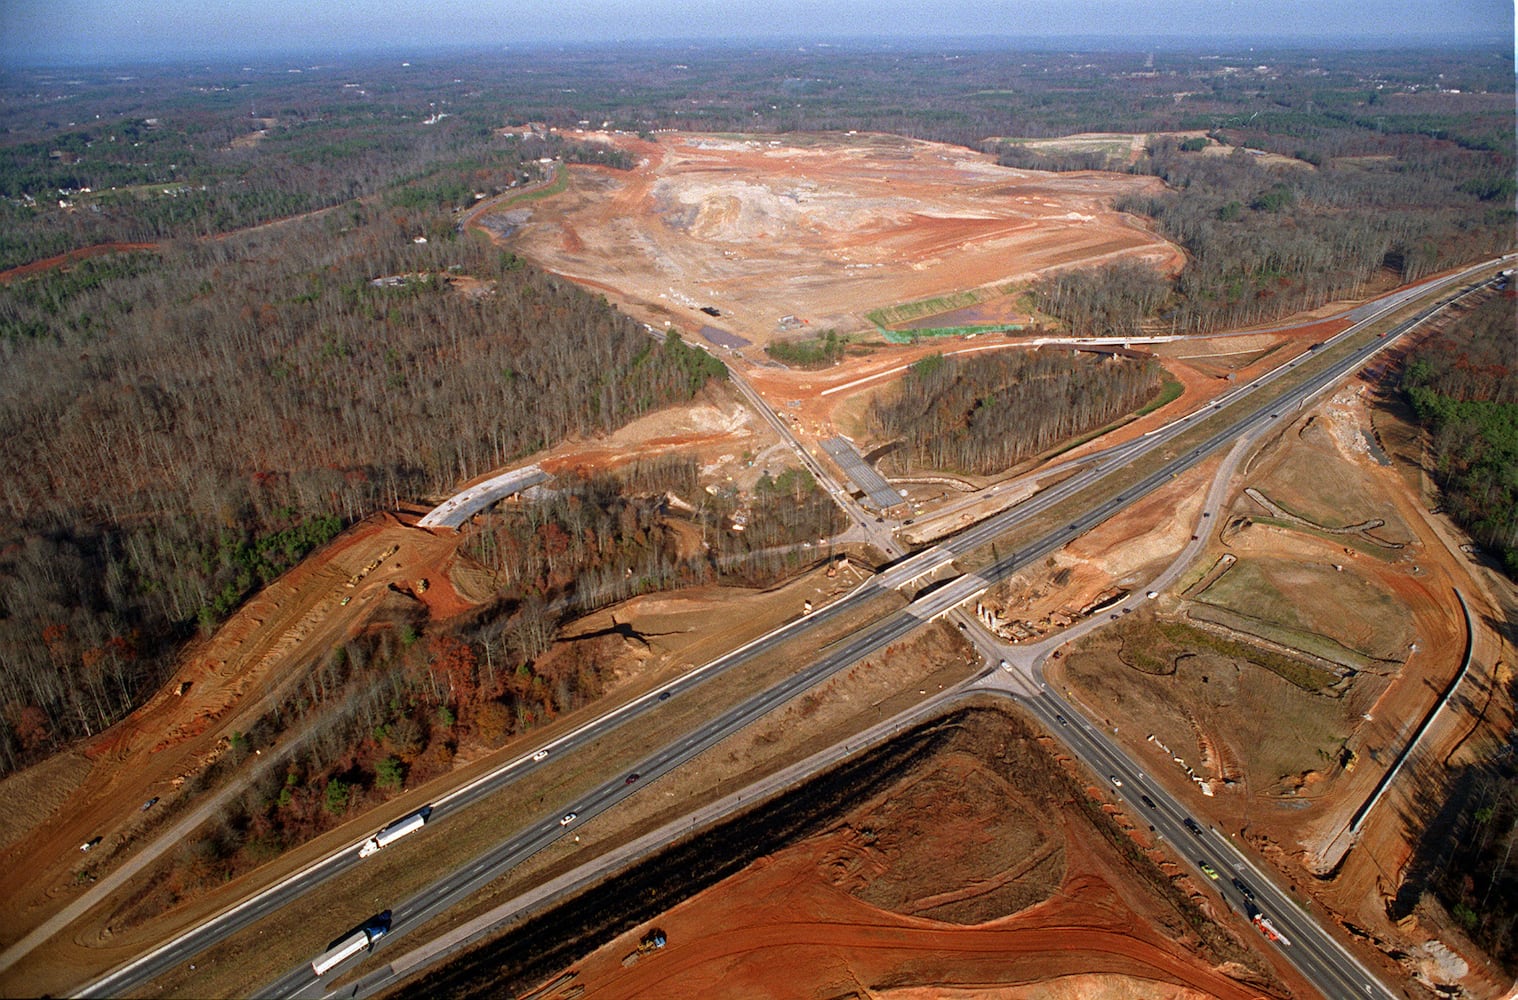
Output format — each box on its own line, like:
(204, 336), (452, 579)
(548, 705), (1293, 1000)
(491, 130), (1180, 347)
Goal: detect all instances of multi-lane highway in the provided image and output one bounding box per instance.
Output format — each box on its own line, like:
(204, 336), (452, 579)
(1014, 685), (1391, 999)
(77, 257), (1503, 998)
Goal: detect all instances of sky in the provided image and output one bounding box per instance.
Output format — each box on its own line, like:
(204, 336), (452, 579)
(1, 0), (1512, 66)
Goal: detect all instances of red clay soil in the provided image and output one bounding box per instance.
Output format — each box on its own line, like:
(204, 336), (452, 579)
(0, 242), (159, 284)
(488, 130), (1181, 348)
(570, 788), (1289, 1000)
(571, 840), (1282, 1000)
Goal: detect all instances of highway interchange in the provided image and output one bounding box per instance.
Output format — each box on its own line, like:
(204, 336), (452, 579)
(77, 256), (1506, 999)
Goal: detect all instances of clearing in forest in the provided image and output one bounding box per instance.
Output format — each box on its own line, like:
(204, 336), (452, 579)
(487, 130), (1181, 347)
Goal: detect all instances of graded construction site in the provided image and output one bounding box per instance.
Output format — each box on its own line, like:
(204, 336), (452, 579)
(490, 130), (1181, 346)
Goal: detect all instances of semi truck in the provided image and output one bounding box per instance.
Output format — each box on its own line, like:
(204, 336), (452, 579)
(311, 911), (391, 976)
(358, 805), (431, 858)
(1253, 911), (1291, 947)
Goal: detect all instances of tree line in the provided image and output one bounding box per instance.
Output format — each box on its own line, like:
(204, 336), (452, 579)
(0, 203), (726, 776)
(1401, 293), (1518, 578)
(869, 349), (1162, 476)
(1034, 261), (1171, 338)
(1027, 128), (1512, 339)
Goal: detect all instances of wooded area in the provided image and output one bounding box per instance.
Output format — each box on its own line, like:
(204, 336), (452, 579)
(0, 200), (726, 775)
(1034, 261), (1171, 337)
(112, 456), (841, 921)
(1396, 734), (1518, 974)
(869, 350), (1161, 476)
(1401, 293), (1518, 578)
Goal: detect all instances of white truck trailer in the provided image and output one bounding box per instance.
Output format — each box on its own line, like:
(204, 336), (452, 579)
(358, 805), (431, 858)
(311, 912), (391, 976)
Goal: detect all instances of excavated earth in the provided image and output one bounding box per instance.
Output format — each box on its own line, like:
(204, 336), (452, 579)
(399, 704), (1301, 1000)
(491, 130), (1180, 347)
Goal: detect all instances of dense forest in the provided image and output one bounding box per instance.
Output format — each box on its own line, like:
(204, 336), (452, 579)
(869, 350), (1162, 476)
(0, 201), (728, 775)
(1401, 293), (1518, 578)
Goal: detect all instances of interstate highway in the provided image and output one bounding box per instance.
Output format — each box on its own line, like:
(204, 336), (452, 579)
(1014, 685), (1392, 999)
(77, 258), (1500, 998)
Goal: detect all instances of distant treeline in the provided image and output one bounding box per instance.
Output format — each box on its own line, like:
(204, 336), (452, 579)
(1113, 135), (1508, 332)
(2, 46), (1509, 276)
(870, 350), (1161, 476)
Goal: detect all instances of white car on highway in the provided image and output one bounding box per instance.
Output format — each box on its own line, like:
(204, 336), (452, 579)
(559, 812), (577, 826)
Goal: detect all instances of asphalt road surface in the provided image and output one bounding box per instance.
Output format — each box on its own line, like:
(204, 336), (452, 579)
(1016, 685), (1392, 1000)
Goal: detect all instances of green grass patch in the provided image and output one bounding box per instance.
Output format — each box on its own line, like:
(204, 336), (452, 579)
(765, 330), (847, 369)
(877, 323), (1025, 344)
(498, 167), (568, 208)
(1157, 620), (1337, 692)
(1135, 378), (1184, 416)
(1188, 604), (1377, 673)
(1196, 559), (1304, 631)
(1196, 556), (1411, 661)
(866, 289), (982, 329)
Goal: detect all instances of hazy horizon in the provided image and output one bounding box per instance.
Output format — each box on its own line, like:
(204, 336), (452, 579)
(3, 0), (1513, 68)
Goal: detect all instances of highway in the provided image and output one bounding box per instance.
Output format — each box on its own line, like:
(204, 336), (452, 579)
(76, 257), (1501, 998)
(1012, 684), (1391, 999)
